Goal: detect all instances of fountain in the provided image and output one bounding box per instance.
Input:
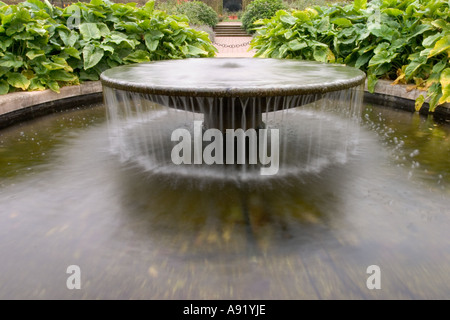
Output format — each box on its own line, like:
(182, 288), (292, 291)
(100, 58), (365, 182)
(1, 58), (450, 299)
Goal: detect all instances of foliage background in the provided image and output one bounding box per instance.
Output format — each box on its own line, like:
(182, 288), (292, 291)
(0, 0), (216, 94)
(241, 0), (286, 33)
(250, 0), (450, 111)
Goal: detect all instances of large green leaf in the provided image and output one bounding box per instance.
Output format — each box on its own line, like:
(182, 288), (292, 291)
(6, 72), (30, 90)
(439, 68), (450, 104)
(0, 79), (9, 94)
(26, 24), (47, 36)
(15, 8), (31, 22)
(99, 44), (114, 53)
(292, 10), (311, 22)
(90, 0), (105, 6)
(0, 67), (9, 78)
(354, 0), (367, 11)
(405, 55), (428, 80)
(64, 47), (81, 59)
(12, 31), (34, 41)
(332, 18), (352, 27)
(144, 33), (159, 52)
(145, 30), (164, 41)
(0, 38), (12, 51)
(316, 16), (330, 32)
(428, 90), (442, 112)
(96, 23), (110, 38)
(143, 0), (155, 15)
(423, 33), (442, 48)
(47, 80), (60, 93)
(415, 94), (425, 111)
(288, 39), (307, 51)
(123, 50), (150, 63)
(79, 22), (101, 40)
(114, 22), (140, 33)
(428, 35), (450, 57)
(430, 60), (447, 77)
(79, 70), (99, 81)
(0, 53), (23, 68)
(369, 24), (396, 41)
(313, 45), (329, 62)
(6, 21), (26, 36)
(42, 57), (72, 71)
(432, 19), (449, 31)
(186, 45), (207, 56)
(26, 50), (45, 60)
(24, 0), (46, 10)
(48, 70), (77, 82)
(105, 32), (138, 48)
(355, 51), (372, 69)
(83, 44), (104, 69)
(367, 74), (378, 93)
(173, 33), (187, 46)
(407, 24), (432, 41)
(28, 78), (46, 91)
(58, 30), (79, 47)
(382, 8), (404, 16)
(279, 13), (296, 25)
(374, 42), (390, 54)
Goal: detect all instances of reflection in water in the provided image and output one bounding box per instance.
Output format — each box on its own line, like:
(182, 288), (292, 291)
(0, 103), (449, 299)
(115, 163), (345, 258)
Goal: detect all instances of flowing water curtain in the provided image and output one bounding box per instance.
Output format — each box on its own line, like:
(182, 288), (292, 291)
(103, 85), (364, 183)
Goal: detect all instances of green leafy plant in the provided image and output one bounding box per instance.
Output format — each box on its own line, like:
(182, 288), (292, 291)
(174, 1), (219, 27)
(287, 0), (350, 11)
(241, 0), (287, 33)
(0, 0), (216, 94)
(251, 0), (450, 112)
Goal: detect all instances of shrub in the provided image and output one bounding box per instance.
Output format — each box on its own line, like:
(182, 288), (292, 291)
(175, 1), (219, 27)
(154, 0), (178, 13)
(251, 0), (450, 112)
(241, 0), (287, 33)
(0, 0), (216, 94)
(192, 24), (215, 42)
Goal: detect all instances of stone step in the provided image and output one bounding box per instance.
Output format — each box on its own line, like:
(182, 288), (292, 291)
(215, 31), (248, 35)
(216, 32), (247, 34)
(215, 30), (248, 33)
(214, 24), (248, 37)
(215, 32), (248, 34)
(214, 27), (246, 30)
(215, 34), (249, 37)
(215, 25), (245, 28)
(215, 32), (249, 36)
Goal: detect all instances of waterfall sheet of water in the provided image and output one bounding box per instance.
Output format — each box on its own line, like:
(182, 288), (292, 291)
(103, 85), (365, 185)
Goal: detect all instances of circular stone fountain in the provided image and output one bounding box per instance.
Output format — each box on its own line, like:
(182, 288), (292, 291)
(101, 58), (366, 130)
(100, 58), (366, 181)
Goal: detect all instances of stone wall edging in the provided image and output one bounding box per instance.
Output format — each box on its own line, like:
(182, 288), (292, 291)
(0, 79), (449, 127)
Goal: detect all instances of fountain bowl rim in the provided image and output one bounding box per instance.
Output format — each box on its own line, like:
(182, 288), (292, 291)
(100, 58), (366, 98)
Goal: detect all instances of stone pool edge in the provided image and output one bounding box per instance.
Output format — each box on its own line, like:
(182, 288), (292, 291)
(0, 81), (103, 129)
(0, 79), (449, 129)
(364, 79), (450, 121)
